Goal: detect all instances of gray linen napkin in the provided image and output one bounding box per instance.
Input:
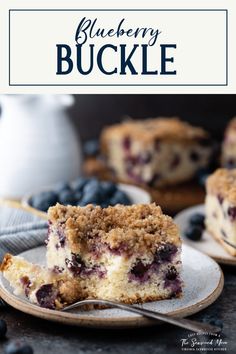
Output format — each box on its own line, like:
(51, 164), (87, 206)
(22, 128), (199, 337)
(0, 205), (48, 306)
(0, 205), (47, 261)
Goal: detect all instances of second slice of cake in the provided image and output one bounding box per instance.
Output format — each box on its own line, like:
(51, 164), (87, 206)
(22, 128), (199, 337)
(101, 118), (212, 187)
(206, 169), (236, 256)
(47, 203), (182, 304)
(221, 117), (236, 168)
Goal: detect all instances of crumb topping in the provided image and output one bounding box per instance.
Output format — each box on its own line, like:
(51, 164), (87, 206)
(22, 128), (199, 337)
(101, 118), (209, 147)
(206, 168), (236, 204)
(48, 203), (180, 254)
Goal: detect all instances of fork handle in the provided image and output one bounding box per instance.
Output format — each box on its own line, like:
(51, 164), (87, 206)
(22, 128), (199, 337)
(63, 299), (221, 334)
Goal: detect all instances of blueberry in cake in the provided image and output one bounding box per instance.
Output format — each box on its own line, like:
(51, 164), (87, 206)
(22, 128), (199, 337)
(205, 169), (236, 256)
(100, 118), (212, 187)
(221, 117), (236, 169)
(1, 203), (182, 309)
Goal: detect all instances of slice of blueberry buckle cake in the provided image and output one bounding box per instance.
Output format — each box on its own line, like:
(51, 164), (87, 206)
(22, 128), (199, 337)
(206, 169), (236, 256)
(1, 203), (182, 309)
(101, 117), (212, 187)
(221, 117), (236, 169)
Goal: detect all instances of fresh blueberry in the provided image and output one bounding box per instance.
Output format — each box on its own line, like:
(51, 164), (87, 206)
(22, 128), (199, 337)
(202, 315), (223, 330)
(100, 201), (109, 208)
(100, 181), (117, 197)
(4, 341), (33, 354)
(199, 174), (208, 188)
(83, 178), (100, 193)
(77, 200), (88, 207)
(74, 191), (82, 202)
(78, 189), (101, 206)
(196, 168), (210, 187)
(209, 318), (224, 329)
(54, 182), (71, 194)
(73, 177), (90, 192)
(189, 213), (205, 228)
(0, 319), (7, 339)
(83, 139), (100, 157)
(58, 190), (76, 205)
(109, 190), (131, 206)
(30, 191), (58, 212)
(185, 226), (203, 241)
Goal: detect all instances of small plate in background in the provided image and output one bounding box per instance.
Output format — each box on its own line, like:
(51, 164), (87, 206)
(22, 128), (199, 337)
(175, 204), (236, 266)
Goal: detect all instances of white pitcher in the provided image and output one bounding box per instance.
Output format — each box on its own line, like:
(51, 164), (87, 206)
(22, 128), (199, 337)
(0, 95), (82, 199)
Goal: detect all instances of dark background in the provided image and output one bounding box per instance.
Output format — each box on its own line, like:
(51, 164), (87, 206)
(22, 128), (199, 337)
(70, 94), (236, 142)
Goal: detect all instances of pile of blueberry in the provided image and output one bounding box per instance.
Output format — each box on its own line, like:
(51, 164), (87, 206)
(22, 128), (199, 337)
(184, 213), (205, 241)
(30, 177), (131, 212)
(0, 319), (33, 354)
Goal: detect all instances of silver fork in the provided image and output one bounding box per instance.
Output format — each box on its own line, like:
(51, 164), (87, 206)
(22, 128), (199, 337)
(63, 299), (221, 333)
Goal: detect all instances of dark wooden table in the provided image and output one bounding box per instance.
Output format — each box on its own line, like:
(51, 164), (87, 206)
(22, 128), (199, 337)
(0, 265), (235, 354)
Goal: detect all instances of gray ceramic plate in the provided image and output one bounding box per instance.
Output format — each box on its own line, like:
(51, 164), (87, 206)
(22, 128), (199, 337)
(175, 204), (236, 266)
(0, 244), (223, 328)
